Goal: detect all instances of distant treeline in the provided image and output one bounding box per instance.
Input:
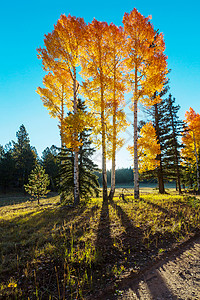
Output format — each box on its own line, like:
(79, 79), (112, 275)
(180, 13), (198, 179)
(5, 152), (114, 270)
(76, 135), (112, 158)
(0, 124), (139, 193)
(96, 168), (159, 186)
(96, 168), (134, 185)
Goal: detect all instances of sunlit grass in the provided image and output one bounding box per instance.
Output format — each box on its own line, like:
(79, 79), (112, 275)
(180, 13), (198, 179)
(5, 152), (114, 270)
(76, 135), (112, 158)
(0, 190), (200, 298)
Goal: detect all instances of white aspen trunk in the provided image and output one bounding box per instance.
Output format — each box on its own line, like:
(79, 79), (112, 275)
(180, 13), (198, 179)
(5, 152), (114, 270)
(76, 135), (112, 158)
(134, 67), (139, 199)
(101, 101), (108, 203)
(99, 42), (107, 203)
(192, 130), (200, 192)
(73, 67), (80, 206)
(110, 112), (116, 201)
(109, 53), (116, 201)
(60, 86), (65, 202)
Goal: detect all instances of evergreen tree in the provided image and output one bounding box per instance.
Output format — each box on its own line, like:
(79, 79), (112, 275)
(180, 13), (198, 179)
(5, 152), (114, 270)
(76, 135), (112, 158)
(13, 125), (37, 189)
(145, 87), (169, 193)
(145, 91), (184, 193)
(0, 143), (15, 193)
(41, 146), (59, 191)
(162, 94), (184, 193)
(59, 99), (100, 204)
(24, 164), (50, 205)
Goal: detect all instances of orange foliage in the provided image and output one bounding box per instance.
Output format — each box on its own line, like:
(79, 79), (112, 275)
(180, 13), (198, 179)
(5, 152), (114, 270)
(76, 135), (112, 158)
(123, 8), (168, 107)
(36, 70), (73, 119)
(181, 107), (200, 164)
(128, 122), (160, 173)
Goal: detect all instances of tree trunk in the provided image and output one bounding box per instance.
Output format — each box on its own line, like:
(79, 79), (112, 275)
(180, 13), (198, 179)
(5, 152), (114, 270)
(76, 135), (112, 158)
(109, 116), (116, 201)
(168, 98), (182, 194)
(109, 55), (117, 202)
(134, 67), (139, 199)
(154, 103), (165, 194)
(157, 158), (165, 194)
(60, 86), (65, 202)
(101, 105), (108, 203)
(73, 67), (80, 206)
(192, 130), (200, 192)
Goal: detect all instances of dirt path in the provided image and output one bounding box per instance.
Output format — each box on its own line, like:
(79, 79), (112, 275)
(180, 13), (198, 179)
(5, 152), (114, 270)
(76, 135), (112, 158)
(114, 236), (200, 299)
(100, 236), (200, 300)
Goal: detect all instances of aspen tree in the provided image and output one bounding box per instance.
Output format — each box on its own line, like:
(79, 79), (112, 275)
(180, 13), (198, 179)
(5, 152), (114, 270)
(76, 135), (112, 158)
(80, 20), (111, 203)
(106, 24), (128, 201)
(37, 70), (72, 147)
(182, 108), (200, 192)
(128, 122), (160, 173)
(37, 15), (86, 205)
(123, 9), (167, 199)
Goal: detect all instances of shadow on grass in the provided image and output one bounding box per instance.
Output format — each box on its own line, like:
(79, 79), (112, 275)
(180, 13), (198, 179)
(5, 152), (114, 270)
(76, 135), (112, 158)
(95, 200), (120, 263)
(141, 197), (179, 219)
(95, 199), (180, 300)
(1, 194), (189, 299)
(0, 192), (59, 208)
(0, 202), (98, 281)
(0, 195), (31, 207)
(109, 199), (146, 267)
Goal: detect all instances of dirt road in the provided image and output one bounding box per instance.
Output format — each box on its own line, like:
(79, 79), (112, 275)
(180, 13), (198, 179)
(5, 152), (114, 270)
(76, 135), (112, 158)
(92, 235), (200, 300)
(112, 236), (200, 299)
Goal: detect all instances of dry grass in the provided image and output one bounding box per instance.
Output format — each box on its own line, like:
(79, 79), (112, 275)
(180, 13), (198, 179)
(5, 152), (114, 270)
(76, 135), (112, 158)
(0, 189), (200, 299)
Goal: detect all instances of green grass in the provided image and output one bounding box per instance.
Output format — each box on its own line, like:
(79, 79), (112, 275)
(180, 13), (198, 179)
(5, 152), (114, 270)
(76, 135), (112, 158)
(0, 190), (200, 299)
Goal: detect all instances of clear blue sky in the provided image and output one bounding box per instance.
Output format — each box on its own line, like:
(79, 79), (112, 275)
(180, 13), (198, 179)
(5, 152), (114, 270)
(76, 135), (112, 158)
(0, 0), (199, 168)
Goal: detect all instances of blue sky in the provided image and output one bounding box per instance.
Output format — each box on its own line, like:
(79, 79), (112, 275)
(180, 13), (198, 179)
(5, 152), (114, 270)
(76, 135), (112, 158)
(0, 0), (200, 168)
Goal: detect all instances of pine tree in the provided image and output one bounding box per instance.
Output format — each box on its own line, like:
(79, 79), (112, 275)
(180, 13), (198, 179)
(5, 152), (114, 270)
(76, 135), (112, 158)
(144, 87), (169, 193)
(24, 165), (50, 205)
(41, 146), (59, 191)
(162, 94), (184, 193)
(0, 143), (15, 193)
(145, 91), (184, 193)
(13, 125), (37, 189)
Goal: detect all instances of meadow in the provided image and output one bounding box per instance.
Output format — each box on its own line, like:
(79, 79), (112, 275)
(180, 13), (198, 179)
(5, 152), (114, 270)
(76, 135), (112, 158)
(0, 189), (200, 299)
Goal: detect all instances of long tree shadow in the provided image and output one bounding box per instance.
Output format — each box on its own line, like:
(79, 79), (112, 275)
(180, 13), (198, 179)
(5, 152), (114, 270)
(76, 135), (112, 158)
(0, 200), (103, 299)
(106, 266), (178, 300)
(109, 199), (147, 269)
(0, 195), (31, 207)
(96, 198), (180, 300)
(0, 203), (97, 279)
(110, 234), (200, 300)
(95, 200), (119, 263)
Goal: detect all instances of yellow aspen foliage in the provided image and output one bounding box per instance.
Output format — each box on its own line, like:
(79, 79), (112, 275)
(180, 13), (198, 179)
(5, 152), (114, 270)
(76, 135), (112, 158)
(123, 8), (168, 106)
(36, 70), (73, 117)
(123, 8), (167, 199)
(36, 70), (73, 146)
(128, 122), (160, 173)
(37, 14), (86, 205)
(80, 19), (112, 201)
(61, 110), (94, 152)
(181, 107), (200, 165)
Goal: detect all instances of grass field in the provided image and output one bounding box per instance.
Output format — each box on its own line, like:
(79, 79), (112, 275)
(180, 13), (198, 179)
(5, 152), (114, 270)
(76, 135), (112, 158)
(0, 189), (200, 299)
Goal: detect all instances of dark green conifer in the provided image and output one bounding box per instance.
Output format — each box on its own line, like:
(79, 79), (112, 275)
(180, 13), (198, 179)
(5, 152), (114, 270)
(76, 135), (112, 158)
(143, 88), (184, 193)
(24, 164), (50, 205)
(0, 143), (15, 193)
(13, 124), (37, 188)
(41, 145), (59, 191)
(162, 94), (184, 193)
